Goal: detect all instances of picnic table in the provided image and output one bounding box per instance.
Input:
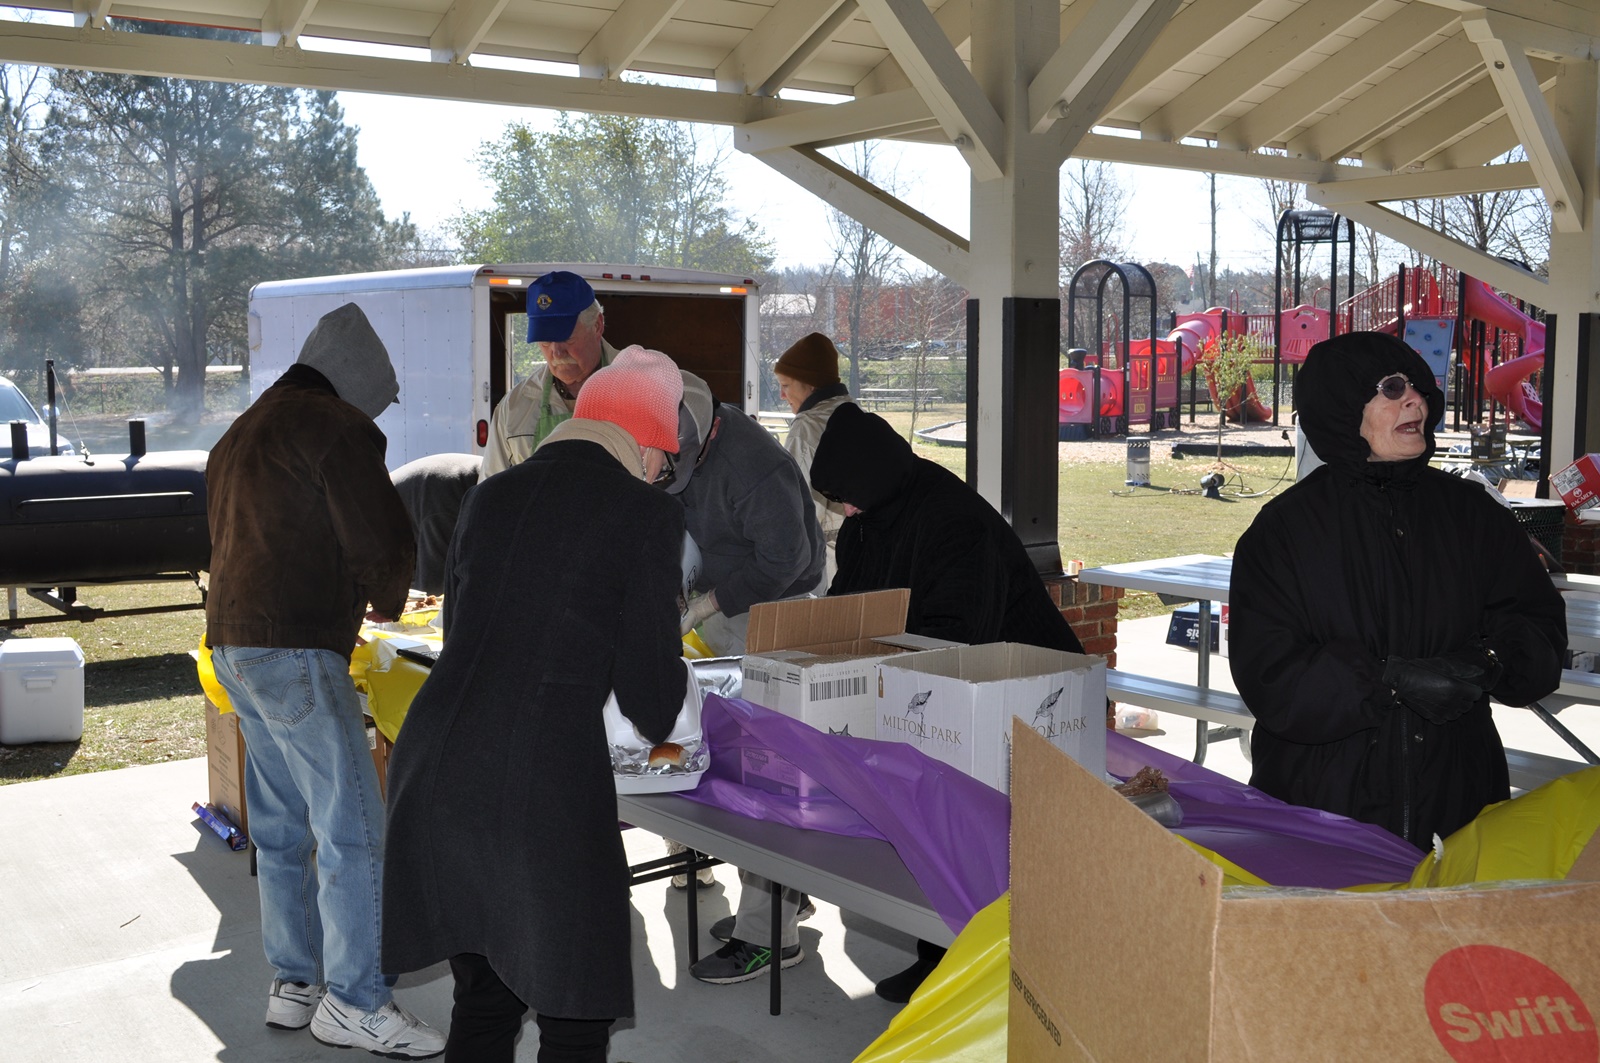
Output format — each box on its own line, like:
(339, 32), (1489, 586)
(1078, 553), (1599, 777)
(859, 387), (941, 411)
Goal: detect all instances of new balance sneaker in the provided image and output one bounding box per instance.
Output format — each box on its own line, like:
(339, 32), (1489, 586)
(309, 995), (446, 1059)
(689, 938), (804, 984)
(666, 838), (717, 890)
(265, 979), (325, 1030)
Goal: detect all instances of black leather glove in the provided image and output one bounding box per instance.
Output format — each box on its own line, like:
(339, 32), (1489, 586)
(1382, 642), (1499, 724)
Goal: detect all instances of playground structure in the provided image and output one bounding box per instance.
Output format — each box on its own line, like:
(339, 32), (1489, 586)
(1059, 211), (1548, 438)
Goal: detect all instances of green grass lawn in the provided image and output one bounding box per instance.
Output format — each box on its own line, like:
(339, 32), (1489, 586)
(0, 421), (1289, 784)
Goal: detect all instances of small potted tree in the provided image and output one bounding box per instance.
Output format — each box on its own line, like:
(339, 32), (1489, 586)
(1200, 332), (1263, 494)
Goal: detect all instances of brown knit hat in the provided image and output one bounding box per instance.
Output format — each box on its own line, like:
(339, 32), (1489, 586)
(574, 345), (684, 452)
(774, 333), (842, 388)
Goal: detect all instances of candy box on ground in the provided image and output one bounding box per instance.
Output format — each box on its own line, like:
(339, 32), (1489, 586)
(1007, 725), (1600, 1062)
(0, 637), (85, 744)
(1552, 453), (1600, 511)
(875, 642), (1105, 793)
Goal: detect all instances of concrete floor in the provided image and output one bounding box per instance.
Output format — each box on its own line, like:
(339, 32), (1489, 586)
(2, 613), (1594, 1062)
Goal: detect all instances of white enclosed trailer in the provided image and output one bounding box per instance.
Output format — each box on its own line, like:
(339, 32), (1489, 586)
(248, 263), (761, 469)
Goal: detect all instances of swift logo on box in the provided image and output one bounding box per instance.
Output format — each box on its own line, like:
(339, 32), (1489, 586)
(1425, 944), (1597, 1062)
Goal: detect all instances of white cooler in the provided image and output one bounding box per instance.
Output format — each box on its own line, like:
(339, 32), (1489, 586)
(0, 637), (85, 744)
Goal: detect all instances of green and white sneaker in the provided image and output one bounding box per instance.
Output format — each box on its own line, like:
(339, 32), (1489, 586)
(265, 978), (325, 1030)
(689, 938), (804, 984)
(309, 995), (445, 1059)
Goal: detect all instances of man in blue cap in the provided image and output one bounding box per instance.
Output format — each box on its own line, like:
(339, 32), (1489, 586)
(480, 270), (619, 479)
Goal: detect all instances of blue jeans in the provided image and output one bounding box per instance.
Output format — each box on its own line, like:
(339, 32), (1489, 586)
(212, 645), (391, 1012)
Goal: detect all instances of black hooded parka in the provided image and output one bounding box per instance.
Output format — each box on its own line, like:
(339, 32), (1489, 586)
(1228, 332), (1565, 847)
(810, 403), (1086, 653)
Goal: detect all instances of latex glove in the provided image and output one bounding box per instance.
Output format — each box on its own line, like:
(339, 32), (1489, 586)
(1382, 644), (1497, 725)
(680, 592), (719, 636)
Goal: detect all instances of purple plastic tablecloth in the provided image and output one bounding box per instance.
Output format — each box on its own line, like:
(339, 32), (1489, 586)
(681, 694), (1010, 935)
(1104, 731), (1426, 887)
(679, 697), (1426, 934)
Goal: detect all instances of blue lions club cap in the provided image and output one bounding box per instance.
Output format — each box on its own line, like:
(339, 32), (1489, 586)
(526, 271), (596, 343)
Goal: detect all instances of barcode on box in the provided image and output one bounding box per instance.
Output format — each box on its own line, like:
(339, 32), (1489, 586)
(745, 668), (773, 687)
(809, 675), (868, 701)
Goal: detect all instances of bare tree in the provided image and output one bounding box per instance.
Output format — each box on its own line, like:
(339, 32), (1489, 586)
(825, 142), (901, 395)
(1059, 158), (1128, 271)
(897, 266), (966, 437)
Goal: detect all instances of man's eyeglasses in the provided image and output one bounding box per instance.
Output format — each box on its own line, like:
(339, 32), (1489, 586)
(819, 487), (845, 505)
(651, 451), (676, 488)
(1375, 374), (1416, 401)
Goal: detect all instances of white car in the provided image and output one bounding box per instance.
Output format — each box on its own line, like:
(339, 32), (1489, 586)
(0, 376), (75, 456)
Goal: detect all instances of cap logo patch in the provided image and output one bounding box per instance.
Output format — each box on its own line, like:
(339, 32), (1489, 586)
(536, 294), (554, 310)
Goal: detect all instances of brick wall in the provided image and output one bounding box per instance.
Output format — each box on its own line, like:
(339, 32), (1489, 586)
(1044, 575), (1124, 667)
(1564, 514), (1600, 575)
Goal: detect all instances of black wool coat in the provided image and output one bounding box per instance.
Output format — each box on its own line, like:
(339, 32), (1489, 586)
(1229, 334), (1565, 847)
(382, 440), (684, 1019)
(811, 402), (1085, 652)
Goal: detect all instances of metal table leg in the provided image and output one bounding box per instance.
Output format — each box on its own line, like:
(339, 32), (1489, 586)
(770, 879), (782, 1016)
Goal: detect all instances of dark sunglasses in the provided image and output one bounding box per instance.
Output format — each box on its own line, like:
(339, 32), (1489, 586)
(1375, 374), (1417, 401)
(819, 487), (845, 505)
(651, 451), (676, 488)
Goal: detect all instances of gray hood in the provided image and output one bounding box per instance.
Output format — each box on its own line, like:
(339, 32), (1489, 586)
(295, 303), (398, 420)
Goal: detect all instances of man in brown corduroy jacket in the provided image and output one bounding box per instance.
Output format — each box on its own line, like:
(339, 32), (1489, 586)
(205, 302), (443, 1059)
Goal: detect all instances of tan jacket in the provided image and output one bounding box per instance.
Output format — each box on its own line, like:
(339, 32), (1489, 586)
(785, 394), (854, 584)
(479, 340), (620, 479)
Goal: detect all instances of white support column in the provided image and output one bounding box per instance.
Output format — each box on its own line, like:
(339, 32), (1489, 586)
(1543, 60), (1600, 468)
(966, 0), (1060, 538)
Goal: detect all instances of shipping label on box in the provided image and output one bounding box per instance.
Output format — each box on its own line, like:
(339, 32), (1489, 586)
(876, 643), (1106, 793)
(742, 589), (957, 738)
(1007, 724), (1600, 1063)
(1553, 454), (1600, 510)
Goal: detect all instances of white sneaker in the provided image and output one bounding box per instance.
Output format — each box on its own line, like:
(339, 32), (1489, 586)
(265, 978), (325, 1030)
(309, 995), (446, 1059)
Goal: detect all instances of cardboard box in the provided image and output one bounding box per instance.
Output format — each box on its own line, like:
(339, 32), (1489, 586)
(204, 695), (248, 838)
(0, 637), (85, 744)
(1552, 453), (1600, 510)
(1007, 724), (1600, 1062)
(202, 697), (394, 843)
(741, 589), (956, 738)
(876, 643), (1106, 793)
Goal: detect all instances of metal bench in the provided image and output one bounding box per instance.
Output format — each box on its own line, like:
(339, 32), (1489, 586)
(1108, 668), (1596, 790)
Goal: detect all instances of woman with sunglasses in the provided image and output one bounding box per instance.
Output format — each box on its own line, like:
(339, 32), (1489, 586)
(382, 346), (687, 1063)
(1228, 331), (1566, 850)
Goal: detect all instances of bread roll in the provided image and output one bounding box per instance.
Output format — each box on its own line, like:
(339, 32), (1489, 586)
(648, 742), (685, 769)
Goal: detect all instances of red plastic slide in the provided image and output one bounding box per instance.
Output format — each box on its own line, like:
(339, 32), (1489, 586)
(1463, 277), (1545, 432)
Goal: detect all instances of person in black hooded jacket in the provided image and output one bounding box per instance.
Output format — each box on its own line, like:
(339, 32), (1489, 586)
(809, 401), (1087, 653)
(808, 402), (1086, 1002)
(1229, 331), (1565, 849)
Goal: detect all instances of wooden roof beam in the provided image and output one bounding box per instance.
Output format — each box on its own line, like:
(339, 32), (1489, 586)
(1028, 0), (1177, 135)
(1466, 11), (1588, 232)
(1286, 33), (1480, 162)
(1307, 193), (1548, 305)
(1216, 3), (1456, 151)
(1100, 0), (1266, 118)
(578, 0), (688, 80)
(1366, 58), (1555, 172)
(749, 145), (971, 284)
(1141, 0), (1376, 143)
(715, 0), (856, 95)
(855, 0), (1004, 179)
